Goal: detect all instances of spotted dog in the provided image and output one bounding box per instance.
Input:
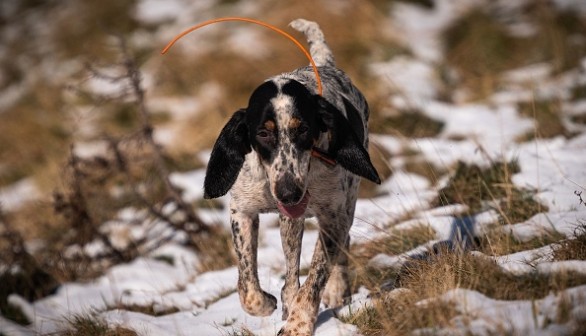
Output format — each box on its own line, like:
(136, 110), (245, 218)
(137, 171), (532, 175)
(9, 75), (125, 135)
(203, 19), (381, 336)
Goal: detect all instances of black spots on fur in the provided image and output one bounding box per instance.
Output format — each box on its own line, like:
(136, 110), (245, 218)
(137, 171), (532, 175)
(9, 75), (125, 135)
(231, 219), (241, 236)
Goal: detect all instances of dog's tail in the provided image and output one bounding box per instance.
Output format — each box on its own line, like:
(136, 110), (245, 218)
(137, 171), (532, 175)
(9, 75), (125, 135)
(290, 19), (335, 68)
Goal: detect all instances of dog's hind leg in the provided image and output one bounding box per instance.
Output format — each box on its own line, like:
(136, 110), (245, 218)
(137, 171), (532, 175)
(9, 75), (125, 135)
(278, 216), (352, 336)
(289, 19), (335, 68)
(231, 210), (277, 316)
(322, 236), (351, 309)
(279, 215), (305, 320)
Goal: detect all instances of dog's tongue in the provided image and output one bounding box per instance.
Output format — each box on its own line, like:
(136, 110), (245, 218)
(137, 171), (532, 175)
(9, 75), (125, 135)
(277, 192), (310, 219)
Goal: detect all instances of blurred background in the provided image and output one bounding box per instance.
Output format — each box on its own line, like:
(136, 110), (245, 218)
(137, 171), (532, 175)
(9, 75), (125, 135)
(1, 0), (585, 330)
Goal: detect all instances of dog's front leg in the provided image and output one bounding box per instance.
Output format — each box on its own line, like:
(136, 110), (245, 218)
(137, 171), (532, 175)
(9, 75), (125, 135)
(279, 215), (305, 320)
(278, 217), (351, 336)
(231, 209), (277, 316)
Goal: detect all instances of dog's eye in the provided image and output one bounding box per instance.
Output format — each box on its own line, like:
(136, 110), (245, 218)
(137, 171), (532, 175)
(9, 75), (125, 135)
(257, 129), (272, 139)
(298, 125), (309, 135)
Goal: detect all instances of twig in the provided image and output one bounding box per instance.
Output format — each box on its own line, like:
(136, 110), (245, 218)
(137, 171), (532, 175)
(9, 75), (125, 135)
(115, 36), (209, 235)
(575, 190), (586, 207)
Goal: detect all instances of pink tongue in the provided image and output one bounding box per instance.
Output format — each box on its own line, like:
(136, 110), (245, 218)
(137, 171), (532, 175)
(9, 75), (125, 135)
(277, 192), (310, 219)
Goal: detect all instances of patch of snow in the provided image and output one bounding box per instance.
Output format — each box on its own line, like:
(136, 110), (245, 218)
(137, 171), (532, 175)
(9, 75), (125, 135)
(501, 63), (552, 85)
(512, 134), (586, 212)
(472, 245), (554, 275)
(226, 27), (269, 59)
(390, 0), (482, 62)
(422, 101), (534, 154)
(415, 286), (586, 335)
(134, 0), (185, 25)
(369, 56), (441, 107)
(503, 210), (586, 243)
(169, 169), (207, 202)
(537, 260), (586, 275)
(0, 178), (40, 210)
(72, 140), (110, 159)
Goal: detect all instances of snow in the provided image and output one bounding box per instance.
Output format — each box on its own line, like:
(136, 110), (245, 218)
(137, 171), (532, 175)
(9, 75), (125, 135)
(390, 0), (481, 63)
(369, 56), (441, 107)
(416, 286), (586, 335)
(0, 178), (40, 210)
(2, 0), (586, 335)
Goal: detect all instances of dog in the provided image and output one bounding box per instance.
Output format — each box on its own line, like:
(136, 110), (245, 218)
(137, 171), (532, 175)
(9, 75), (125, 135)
(203, 19), (380, 335)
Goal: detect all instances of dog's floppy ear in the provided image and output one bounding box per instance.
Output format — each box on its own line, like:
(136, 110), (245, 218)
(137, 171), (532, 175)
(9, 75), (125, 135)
(204, 109), (251, 198)
(316, 97), (381, 184)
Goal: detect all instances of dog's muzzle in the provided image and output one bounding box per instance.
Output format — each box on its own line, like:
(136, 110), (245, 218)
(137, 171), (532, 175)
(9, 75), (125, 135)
(275, 173), (310, 219)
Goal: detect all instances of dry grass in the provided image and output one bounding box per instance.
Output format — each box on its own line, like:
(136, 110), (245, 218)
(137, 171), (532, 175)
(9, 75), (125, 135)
(517, 100), (570, 141)
(347, 250), (586, 335)
(61, 314), (138, 336)
(435, 160), (547, 223)
(349, 225), (436, 293)
(193, 227), (237, 273)
(444, 2), (586, 101)
(403, 158), (446, 187)
(342, 290), (457, 336)
(370, 108), (444, 138)
(0, 85), (72, 188)
(553, 224), (586, 261)
(2, 1), (585, 333)
(475, 227), (564, 256)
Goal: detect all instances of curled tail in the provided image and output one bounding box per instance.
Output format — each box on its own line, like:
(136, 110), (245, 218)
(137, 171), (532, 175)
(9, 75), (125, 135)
(289, 19), (335, 68)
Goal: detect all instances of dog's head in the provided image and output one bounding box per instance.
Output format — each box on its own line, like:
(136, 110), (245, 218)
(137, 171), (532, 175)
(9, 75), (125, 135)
(203, 78), (380, 216)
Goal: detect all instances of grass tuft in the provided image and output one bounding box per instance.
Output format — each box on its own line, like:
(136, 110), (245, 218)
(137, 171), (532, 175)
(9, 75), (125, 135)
(435, 160), (546, 222)
(348, 246), (586, 335)
(475, 227), (564, 256)
(553, 224), (586, 261)
(371, 109), (444, 138)
(193, 227), (236, 273)
(517, 100), (569, 141)
(350, 225), (436, 293)
(443, 3), (586, 100)
(61, 313), (137, 336)
(342, 288), (457, 336)
(399, 252), (586, 301)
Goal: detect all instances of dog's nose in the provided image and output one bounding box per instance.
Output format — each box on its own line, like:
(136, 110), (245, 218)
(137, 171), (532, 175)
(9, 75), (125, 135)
(275, 174), (304, 205)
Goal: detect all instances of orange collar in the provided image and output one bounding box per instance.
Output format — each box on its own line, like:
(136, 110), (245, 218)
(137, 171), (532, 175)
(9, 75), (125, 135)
(311, 147), (336, 166)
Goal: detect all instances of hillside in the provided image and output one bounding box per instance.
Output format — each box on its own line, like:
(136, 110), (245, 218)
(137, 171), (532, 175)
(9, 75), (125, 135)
(1, 0), (586, 335)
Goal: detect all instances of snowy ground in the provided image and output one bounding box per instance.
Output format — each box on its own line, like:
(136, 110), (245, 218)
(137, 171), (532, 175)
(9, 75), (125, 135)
(2, 0), (586, 335)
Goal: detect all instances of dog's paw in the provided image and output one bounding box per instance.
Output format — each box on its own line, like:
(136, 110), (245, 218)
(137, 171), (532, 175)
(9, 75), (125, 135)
(277, 322), (313, 336)
(278, 303), (315, 336)
(241, 290), (277, 317)
(322, 266), (350, 309)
